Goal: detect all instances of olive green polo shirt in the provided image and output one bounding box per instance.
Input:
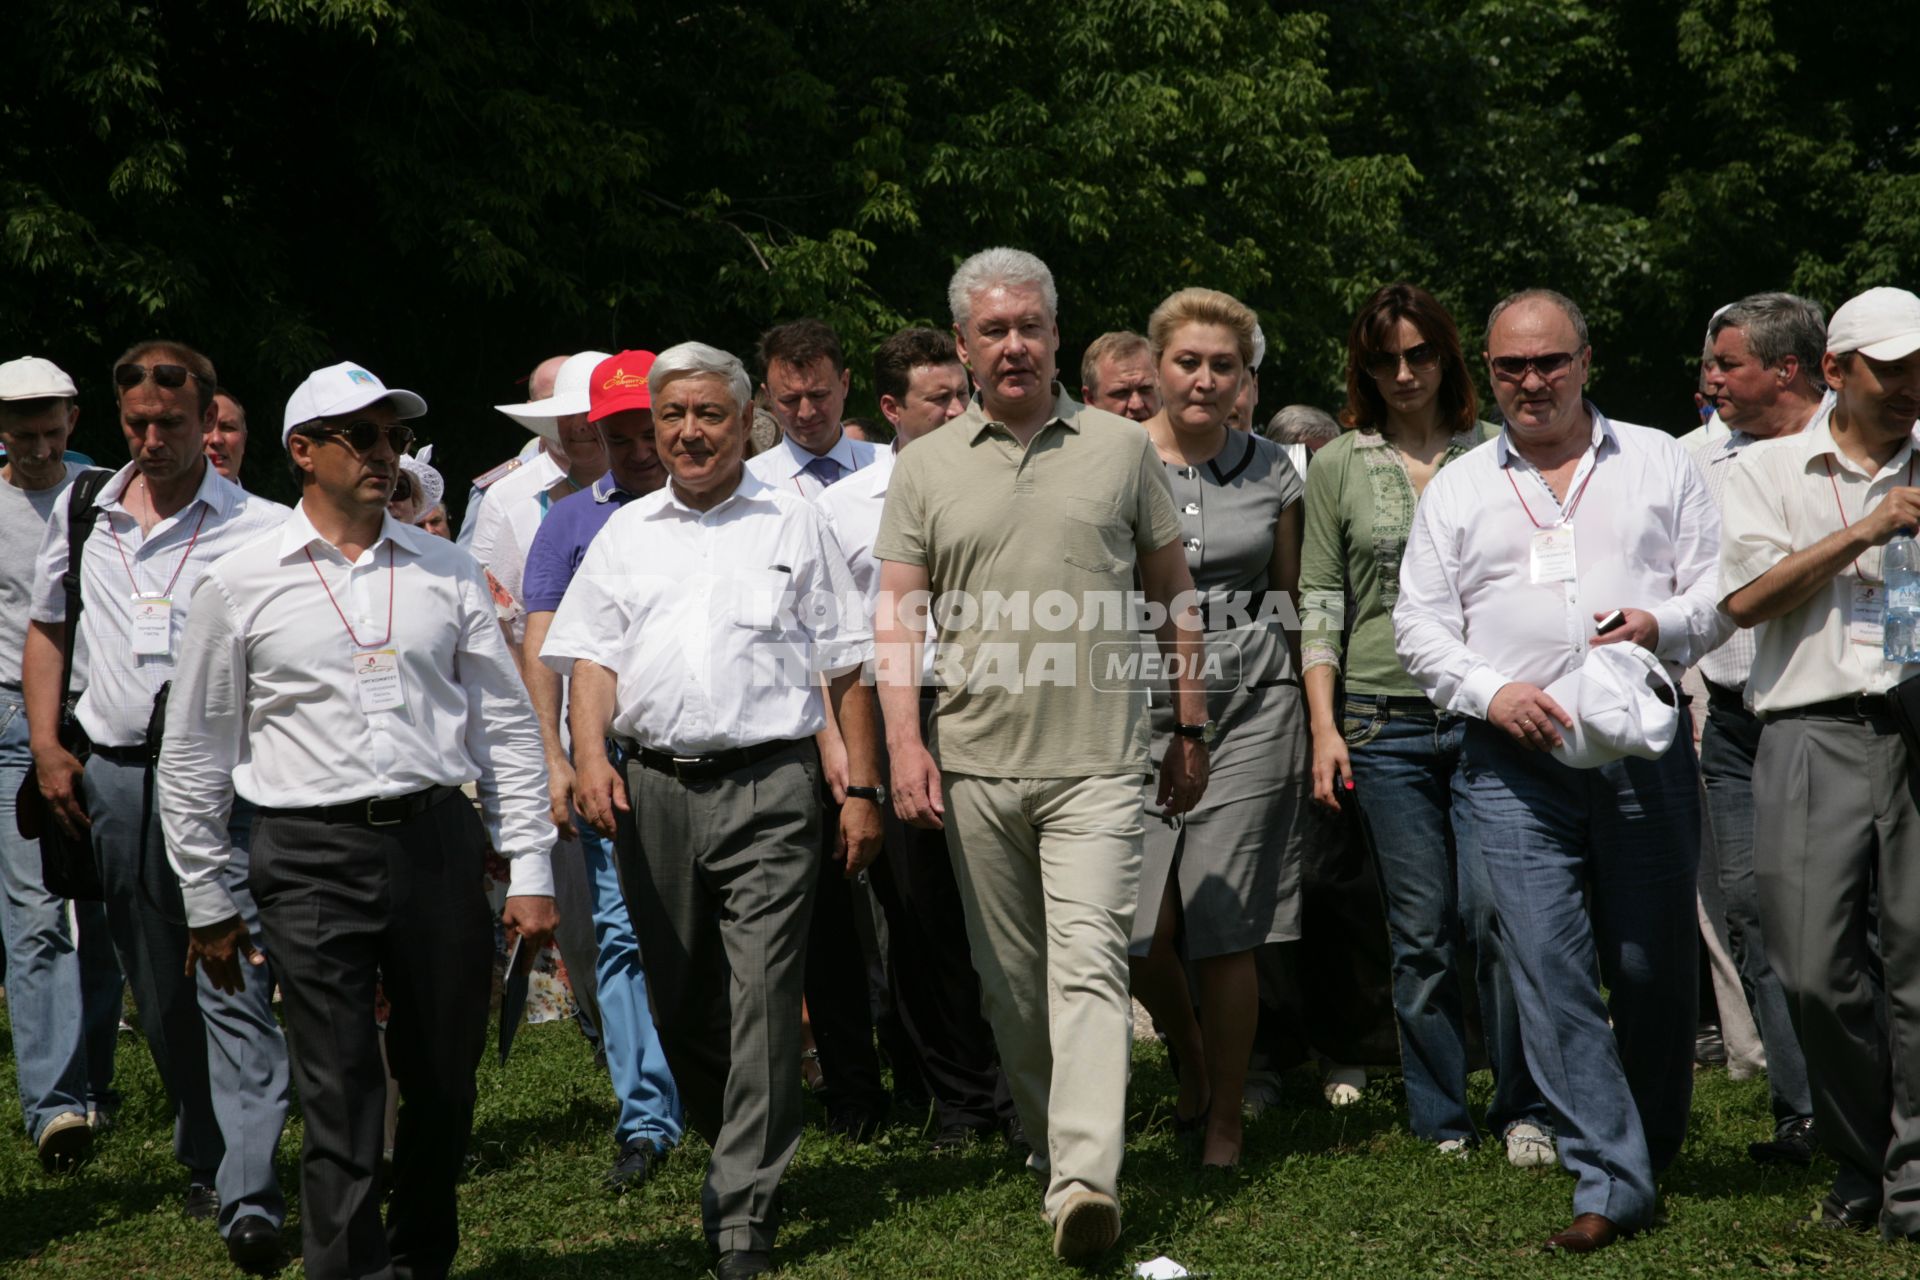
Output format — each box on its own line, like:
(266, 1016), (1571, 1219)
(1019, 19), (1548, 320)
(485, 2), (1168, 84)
(874, 386), (1182, 777)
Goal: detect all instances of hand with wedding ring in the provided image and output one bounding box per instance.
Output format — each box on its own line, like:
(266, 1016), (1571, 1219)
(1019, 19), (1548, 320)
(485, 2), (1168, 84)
(1488, 682), (1574, 752)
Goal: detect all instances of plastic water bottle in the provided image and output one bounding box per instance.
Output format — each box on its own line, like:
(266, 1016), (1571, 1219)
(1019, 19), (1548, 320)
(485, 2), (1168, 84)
(1884, 535), (1920, 662)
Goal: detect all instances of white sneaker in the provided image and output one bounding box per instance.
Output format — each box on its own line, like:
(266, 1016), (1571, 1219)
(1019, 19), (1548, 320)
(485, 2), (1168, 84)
(1505, 1121), (1558, 1168)
(1322, 1064), (1366, 1107)
(1436, 1137), (1472, 1160)
(37, 1111), (93, 1174)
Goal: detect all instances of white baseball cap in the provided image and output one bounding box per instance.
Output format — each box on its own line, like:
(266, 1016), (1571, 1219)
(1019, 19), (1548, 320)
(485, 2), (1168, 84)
(493, 350), (611, 442)
(1827, 287), (1920, 362)
(1543, 643), (1680, 770)
(0, 356), (78, 401)
(281, 362), (428, 446)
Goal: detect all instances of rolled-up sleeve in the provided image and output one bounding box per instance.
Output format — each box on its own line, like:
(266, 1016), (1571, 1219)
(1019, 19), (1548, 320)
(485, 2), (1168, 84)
(1647, 450), (1734, 665)
(158, 574), (246, 927)
(1393, 481), (1508, 718)
(455, 561), (554, 899)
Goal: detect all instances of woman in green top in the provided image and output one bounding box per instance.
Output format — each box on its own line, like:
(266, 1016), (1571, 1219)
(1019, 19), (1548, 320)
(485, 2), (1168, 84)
(1298, 283), (1553, 1163)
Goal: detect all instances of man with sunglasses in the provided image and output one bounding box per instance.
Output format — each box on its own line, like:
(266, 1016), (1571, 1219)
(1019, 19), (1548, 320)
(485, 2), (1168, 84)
(1396, 290), (1729, 1254)
(21, 339), (293, 1270)
(1721, 287), (1920, 1243)
(160, 361), (557, 1280)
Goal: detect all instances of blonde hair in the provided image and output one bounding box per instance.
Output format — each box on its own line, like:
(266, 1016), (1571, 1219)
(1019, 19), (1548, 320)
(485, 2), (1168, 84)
(1147, 288), (1259, 369)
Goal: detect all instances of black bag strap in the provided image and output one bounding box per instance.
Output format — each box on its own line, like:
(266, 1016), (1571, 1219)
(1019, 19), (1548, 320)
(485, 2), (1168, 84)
(56, 468), (113, 716)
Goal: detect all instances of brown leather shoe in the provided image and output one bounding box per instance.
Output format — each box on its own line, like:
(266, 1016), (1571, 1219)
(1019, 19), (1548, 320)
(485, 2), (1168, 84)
(1543, 1213), (1619, 1254)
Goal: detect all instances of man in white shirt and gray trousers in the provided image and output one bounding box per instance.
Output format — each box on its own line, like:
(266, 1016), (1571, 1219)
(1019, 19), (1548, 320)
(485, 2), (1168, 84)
(544, 342), (882, 1280)
(160, 362), (558, 1280)
(1720, 286), (1920, 1242)
(1396, 289), (1730, 1254)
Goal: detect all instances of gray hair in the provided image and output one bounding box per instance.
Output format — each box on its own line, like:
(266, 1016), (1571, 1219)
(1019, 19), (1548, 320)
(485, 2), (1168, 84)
(1264, 404), (1340, 446)
(1710, 291), (1827, 385)
(647, 341), (753, 414)
(1487, 288), (1590, 350)
(948, 247), (1058, 332)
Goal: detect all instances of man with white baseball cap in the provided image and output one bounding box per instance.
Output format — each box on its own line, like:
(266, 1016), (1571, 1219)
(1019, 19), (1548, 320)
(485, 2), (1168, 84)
(1721, 284), (1920, 1242)
(161, 360), (556, 1279)
(0, 355), (124, 1179)
(22, 339), (293, 1270)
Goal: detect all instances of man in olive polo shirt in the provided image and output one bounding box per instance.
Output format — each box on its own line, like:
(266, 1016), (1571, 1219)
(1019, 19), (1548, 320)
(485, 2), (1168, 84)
(873, 246), (1208, 1263)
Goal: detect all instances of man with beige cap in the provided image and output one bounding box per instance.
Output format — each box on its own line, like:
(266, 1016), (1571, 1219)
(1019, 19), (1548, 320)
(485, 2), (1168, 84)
(1720, 285), (1920, 1242)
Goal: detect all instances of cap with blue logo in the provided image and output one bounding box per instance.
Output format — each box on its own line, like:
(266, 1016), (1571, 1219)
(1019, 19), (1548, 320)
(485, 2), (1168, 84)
(281, 362), (428, 446)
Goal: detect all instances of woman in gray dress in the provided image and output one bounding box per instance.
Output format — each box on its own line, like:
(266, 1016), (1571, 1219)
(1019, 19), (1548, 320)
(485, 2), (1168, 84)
(1127, 287), (1308, 1168)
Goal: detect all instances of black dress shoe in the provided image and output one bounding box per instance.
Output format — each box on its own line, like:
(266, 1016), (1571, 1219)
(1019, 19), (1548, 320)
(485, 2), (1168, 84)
(226, 1214), (284, 1275)
(1749, 1116), (1817, 1167)
(931, 1122), (986, 1152)
(1803, 1192), (1880, 1233)
(716, 1248), (772, 1279)
(605, 1137), (665, 1193)
(182, 1180), (219, 1222)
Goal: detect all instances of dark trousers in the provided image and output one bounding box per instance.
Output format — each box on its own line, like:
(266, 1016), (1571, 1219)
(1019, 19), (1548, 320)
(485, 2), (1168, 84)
(868, 816), (1013, 1131)
(251, 794), (492, 1280)
(803, 797), (890, 1118)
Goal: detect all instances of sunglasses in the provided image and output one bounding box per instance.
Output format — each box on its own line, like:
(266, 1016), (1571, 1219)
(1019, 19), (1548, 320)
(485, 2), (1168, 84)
(113, 362), (213, 393)
(302, 420), (415, 454)
(1361, 343), (1442, 380)
(1489, 352), (1578, 382)
(390, 473), (416, 503)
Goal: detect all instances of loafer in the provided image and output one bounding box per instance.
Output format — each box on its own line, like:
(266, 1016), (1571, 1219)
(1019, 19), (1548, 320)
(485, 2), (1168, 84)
(226, 1214), (284, 1275)
(716, 1248), (772, 1279)
(183, 1179), (220, 1222)
(604, 1137), (665, 1194)
(1053, 1190), (1121, 1261)
(1802, 1192), (1880, 1233)
(37, 1111), (93, 1174)
(1749, 1117), (1817, 1167)
(1543, 1212), (1619, 1254)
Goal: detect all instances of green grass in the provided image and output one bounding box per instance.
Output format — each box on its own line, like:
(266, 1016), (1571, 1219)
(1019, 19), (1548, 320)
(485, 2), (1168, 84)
(0, 999), (1911, 1278)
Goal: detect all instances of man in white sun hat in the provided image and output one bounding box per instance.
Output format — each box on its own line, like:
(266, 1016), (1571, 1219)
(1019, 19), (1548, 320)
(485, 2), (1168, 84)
(1720, 284), (1920, 1243)
(455, 353), (567, 548)
(160, 359), (557, 1280)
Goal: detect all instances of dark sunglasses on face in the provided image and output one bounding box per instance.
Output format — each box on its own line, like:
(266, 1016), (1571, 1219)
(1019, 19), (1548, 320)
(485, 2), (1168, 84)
(1361, 343), (1442, 380)
(390, 474), (415, 503)
(304, 420), (415, 454)
(1489, 352), (1577, 382)
(113, 362), (213, 392)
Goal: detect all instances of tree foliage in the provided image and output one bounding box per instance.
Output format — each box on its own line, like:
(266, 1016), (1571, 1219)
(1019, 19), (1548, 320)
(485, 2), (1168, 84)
(3, 0), (1918, 501)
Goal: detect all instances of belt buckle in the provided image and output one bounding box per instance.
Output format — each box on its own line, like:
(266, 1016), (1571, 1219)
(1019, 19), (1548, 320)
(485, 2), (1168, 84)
(670, 755), (705, 782)
(366, 796), (405, 827)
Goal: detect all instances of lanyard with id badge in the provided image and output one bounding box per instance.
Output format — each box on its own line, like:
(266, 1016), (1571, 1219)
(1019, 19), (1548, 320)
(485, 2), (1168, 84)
(1507, 460), (1597, 586)
(306, 544), (404, 713)
(1825, 454), (1915, 646)
(109, 504), (209, 657)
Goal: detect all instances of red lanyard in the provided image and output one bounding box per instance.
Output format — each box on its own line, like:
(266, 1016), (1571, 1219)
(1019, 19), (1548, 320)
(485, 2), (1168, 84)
(108, 503), (208, 598)
(1824, 453), (1916, 578)
(1506, 459), (1596, 529)
(305, 543), (396, 648)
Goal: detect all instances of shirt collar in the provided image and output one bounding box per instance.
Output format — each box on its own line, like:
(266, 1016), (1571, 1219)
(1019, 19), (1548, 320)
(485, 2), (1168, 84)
(1793, 395), (1917, 481)
(99, 458), (239, 519)
(590, 470), (632, 504)
(278, 500), (425, 564)
(771, 430), (861, 478)
(964, 383), (1083, 443)
(1494, 402), (1615, 469)
(645, 465), (780, 520)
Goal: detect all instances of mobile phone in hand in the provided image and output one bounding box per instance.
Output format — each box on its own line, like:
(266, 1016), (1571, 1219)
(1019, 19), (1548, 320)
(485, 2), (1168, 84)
(1596, 609), (1626, 636)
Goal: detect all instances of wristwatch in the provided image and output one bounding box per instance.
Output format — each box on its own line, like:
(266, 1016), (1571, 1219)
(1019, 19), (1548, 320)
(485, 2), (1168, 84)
(1174, 720), (1218, 746)
(845, 784), (888, 804)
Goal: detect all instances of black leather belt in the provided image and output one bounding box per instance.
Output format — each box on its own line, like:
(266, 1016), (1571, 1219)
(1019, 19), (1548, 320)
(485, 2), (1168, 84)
(90, 741), (155, 766)
(1703, 679), (1749, 715)
(260, 784), (461, 827)
(1768, 693), (1892, 722)
(622, 737), (804, 782)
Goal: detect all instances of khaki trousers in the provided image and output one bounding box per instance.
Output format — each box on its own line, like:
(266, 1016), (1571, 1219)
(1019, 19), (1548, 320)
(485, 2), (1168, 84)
(941, 772), (1143, 1220)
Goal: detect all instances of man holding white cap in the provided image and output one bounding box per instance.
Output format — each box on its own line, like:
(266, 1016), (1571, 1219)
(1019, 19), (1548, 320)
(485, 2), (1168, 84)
(0, 356), (123, 1177)
(1721, 285), (1920, 1242)
(160, 360), (557, 1279)
(21, 339), (292, 1269)
(1396, 289), (1730, 1253)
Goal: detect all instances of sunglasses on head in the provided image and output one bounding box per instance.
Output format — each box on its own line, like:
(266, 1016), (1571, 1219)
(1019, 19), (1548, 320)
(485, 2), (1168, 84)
(113, 362), (212, 393)
(1489, 352), (1578, 382)
(1361, 343), (1442, 380)
(302, 420), (415, 454)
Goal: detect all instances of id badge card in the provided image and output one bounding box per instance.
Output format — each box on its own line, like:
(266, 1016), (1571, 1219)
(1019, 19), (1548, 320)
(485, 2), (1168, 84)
(1850, 581), (1886, 647)
(353, 648), (406, 713)
(1529, 527), (1577, 584)
(130, 595), (173, 656)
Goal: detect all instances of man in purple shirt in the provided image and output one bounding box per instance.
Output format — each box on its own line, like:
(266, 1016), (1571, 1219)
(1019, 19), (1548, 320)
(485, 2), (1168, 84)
(521, 350), (679, 1191)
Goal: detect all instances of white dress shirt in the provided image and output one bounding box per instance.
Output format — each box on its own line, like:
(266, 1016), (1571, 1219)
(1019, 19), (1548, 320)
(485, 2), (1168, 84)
(31, 462), (288, 747)
(1718, 400), (1919, 715)
(815, 448), (940, 682)
(159, 503), (555, 926)
(469, 448), (565, 634)
(1394, 407), (1731, 718)
(540, 469), (872, 754)
(744, 430), (878, 500)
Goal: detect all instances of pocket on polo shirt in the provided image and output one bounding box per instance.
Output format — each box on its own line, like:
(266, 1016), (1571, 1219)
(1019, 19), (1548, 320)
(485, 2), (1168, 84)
(1061, 495), (1124, 574)
(729, 569), (794, 631)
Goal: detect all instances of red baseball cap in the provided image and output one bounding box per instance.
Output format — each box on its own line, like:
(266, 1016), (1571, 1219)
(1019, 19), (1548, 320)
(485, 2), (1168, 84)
(587, 350), (657, 422)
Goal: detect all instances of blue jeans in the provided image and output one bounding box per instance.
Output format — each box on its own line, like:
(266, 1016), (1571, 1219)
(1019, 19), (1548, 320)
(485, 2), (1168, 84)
(579, 822), (681, 1147)
(1463, 721), (1700, 1230)
(1343, 695), (1545, 1142)
(0, 688), (123, 1142)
